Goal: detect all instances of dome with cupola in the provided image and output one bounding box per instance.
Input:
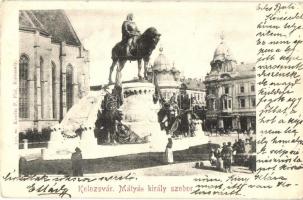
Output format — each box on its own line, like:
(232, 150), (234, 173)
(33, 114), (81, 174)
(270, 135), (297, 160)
(146, 47), (181, 98)
(206, 32), (239, 80)
(213, 33), (235, 62)
(153, 47), (171, 71)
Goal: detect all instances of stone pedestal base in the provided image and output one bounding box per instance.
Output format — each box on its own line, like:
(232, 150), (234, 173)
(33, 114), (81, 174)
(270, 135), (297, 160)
(42, 81), (208, 160)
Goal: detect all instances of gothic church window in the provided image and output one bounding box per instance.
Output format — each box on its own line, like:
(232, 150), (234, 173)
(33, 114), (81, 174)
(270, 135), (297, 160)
(51, 62), (56, 119)
(66, 65), (73, 111)
(40, 57), (44, 118)
(19, 55), (29, 118)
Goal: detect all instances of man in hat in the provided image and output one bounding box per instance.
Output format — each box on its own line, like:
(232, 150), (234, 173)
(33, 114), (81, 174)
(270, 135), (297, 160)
(71, 147), (83, 176)
(122, 13), (141, 57)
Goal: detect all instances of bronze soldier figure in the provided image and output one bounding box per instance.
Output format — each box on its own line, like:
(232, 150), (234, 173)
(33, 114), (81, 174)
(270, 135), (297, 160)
(121, 13), (141, 57)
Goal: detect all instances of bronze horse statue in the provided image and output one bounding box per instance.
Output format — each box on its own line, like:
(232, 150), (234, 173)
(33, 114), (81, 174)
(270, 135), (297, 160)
(108, 27), (161, 84)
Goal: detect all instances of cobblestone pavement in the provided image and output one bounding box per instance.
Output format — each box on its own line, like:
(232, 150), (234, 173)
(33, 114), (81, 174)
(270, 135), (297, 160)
(87, 161), (253, 177)
(86, 133), (256, 177)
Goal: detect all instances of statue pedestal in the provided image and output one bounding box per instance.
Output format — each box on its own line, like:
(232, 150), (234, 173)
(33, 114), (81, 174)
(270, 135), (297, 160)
(42, 80), (208, 160)
(42, 81), (167, 160)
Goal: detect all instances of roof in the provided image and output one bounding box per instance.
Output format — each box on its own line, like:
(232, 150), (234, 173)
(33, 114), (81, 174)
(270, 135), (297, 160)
(181, 78), (205, 91)
(19, 10), (81, 46)
(234, 62), (256, 77)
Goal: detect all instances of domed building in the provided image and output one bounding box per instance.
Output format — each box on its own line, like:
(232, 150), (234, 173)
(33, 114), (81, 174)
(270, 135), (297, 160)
(204, 35), (256, 133)
(208, 34), (237, 79)
(147, 47), (181, 101)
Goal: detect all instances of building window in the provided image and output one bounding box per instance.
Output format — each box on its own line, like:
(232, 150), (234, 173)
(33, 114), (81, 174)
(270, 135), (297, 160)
(66, 65), (73, 111)
(240, 85), (245, 93)
(208, 99), (216, 110)
(251, 98), (256, 107)
(19, 55), (29, 118)
(225, 86), (229, 94)
(224, 99), (227, 109)
(240, 98), (245, 108)
(228, 99), (232, 109)
(51, 62), (56, 119)
(251, 84), (255, 92)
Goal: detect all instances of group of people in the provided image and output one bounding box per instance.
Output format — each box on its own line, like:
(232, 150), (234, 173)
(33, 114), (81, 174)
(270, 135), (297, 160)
(209, 137), (256, 173)
(158, 91), (204, 138)
(209, 142), (233, 173)
(208, 127), (256, 136)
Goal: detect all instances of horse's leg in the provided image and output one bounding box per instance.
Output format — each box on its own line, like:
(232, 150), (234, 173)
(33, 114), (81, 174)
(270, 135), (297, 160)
(109, 59), (118, 84)
(137, 59), (143, 80)
(115, 60), (126, 86)
(143, 57), (150, 80)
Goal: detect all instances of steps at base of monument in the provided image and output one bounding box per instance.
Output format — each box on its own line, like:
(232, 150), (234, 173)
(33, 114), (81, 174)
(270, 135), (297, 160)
(23, 144), (212, 175)
(42, 134), (208, 160)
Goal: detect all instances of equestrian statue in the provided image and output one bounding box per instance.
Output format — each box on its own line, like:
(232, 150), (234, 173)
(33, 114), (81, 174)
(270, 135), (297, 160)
(108, 13), (161, 84)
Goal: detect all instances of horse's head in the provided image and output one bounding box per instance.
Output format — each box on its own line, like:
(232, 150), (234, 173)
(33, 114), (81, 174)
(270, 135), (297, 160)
(142, 27), (161, 48)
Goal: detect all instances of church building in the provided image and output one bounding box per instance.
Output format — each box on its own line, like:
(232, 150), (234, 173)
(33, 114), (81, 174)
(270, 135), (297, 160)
(19, 10), (90, 132)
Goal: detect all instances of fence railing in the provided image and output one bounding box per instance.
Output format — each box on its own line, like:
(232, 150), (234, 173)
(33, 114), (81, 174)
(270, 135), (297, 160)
(19, 139), (48, 149)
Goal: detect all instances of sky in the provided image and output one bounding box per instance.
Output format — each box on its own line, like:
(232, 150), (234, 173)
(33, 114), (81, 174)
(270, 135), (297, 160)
(66, 2), (257, 86)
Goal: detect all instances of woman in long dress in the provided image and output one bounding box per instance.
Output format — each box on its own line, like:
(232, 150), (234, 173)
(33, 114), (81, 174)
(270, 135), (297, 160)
(164, 138), (174, 164)
(214, 145), (224, 171)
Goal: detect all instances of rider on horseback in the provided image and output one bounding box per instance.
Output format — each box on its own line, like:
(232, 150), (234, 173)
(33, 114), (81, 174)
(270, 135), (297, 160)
(122, 13), (141, 57)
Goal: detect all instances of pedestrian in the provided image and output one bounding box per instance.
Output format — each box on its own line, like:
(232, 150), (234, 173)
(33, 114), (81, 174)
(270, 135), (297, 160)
(71, 147), (83, 176)
(164, 138), (174, 164)
(221, 142), (227, 169)
(248, 155), (256, 172)
(209, 148), (216, 166)
(232, 139), (238, 165)
(223, 142), (233, 172)
(250, 137), (256, 153)
(214, 145), (224, 171)
(238, 139), (246, 166)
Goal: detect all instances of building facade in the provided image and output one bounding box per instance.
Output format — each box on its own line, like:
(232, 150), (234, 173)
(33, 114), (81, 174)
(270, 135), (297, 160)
(147, 48), (206, 106)
(19, 10), (90, 132)
(204, 37), (256, 132)
(180, 78), (206, 107)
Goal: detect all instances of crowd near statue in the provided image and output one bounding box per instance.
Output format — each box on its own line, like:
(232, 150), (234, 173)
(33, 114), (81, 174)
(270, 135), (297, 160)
(208, 137), (256, 173)
(157, 88), (205, 138)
